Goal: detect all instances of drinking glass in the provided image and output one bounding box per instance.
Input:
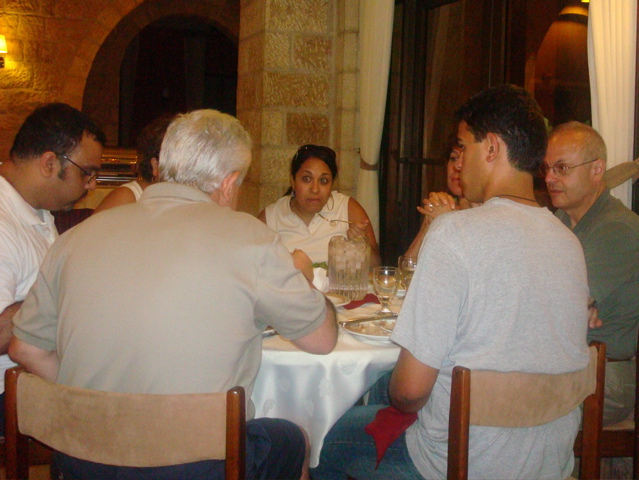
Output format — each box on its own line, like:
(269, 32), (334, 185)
(398, 255), (418, 290)
(372, 266), (399, 315)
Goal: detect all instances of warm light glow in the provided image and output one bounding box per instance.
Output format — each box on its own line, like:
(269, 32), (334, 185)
(582, 0), (589, 3)
(0, 36), (7, 54)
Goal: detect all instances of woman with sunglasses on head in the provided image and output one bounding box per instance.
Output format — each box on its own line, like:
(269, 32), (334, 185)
(258, 144), (380, 267)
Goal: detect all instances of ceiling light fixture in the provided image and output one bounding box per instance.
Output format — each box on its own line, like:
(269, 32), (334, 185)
(0, 35), (7, 69)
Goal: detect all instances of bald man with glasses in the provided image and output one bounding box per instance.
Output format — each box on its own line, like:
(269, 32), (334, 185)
(544, 121), (639, 426)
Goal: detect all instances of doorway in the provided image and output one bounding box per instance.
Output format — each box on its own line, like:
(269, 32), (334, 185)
(119, 16), (238, 147)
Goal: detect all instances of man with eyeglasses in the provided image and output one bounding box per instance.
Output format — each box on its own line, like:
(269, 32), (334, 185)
(544, 121), (639, 426)
(0, 102), (105, 434)
(313, 85), (590, 480)
(9, 109), (337, 480)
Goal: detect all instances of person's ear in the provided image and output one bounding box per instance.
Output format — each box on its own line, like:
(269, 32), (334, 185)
(216, 171), (241, 207)
(39, 152), (58, 179)
(485, 133), (500, 162)
(151, 158), (159, 181)
(592, 158), (606, 180)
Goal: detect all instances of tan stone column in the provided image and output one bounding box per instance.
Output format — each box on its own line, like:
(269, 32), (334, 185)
(238, 0), (361, 216)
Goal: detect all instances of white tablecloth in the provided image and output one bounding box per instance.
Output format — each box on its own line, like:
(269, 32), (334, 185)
(252, 301), (401, 467)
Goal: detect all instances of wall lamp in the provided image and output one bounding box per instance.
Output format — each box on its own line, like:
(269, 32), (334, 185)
(0, 35), (7, 69)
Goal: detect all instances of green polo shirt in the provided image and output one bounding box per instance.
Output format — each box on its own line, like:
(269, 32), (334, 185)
(556, 189), (639, 359)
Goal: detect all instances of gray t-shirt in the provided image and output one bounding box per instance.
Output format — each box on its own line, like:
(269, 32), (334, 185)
(392, 198), (590, 480)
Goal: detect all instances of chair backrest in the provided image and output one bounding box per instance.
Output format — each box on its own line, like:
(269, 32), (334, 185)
(635, 328), (639, 478)
(448, 342), (606, 480)
(52, 208), (93, 234)
(4, 367), (246, 480)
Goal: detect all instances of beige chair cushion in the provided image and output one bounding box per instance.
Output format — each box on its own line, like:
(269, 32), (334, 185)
(604, 414), (634, 431)
(17, 373), (228, 467)
(604, 159), (639, 189)
(469, 347), (597, 428)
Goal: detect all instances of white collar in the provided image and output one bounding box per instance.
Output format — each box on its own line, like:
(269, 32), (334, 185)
(0, 176), (52, 227)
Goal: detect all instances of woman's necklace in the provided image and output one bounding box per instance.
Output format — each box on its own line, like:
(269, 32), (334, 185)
(494, 194), (538, 204)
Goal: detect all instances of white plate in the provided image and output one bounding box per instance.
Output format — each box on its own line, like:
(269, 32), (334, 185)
(343, 319), (395, 343)
(326, 293), (349, 307)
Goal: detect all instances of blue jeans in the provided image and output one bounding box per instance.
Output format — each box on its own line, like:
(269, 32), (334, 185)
(367, 371), (392, 405)
(603, 360), (636, 426)
(311, 405), (425, 480)
(52, 417), (305, 480)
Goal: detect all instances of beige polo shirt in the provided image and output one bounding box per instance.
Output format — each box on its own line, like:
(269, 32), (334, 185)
(14, 182), (327, 418)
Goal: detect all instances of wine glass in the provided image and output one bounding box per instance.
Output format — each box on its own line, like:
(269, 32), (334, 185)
(398, 255), (417, 290)
(372, 266), (399, 315)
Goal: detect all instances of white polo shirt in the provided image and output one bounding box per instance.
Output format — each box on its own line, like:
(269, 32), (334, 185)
(264, 191), (350, 264)
(0, 175), (57, 392)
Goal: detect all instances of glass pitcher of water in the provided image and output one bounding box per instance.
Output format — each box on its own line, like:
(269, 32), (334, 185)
(328, 235), (370, 301)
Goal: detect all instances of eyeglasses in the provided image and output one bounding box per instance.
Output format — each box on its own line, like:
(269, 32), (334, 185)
(56, 154), (99, 183)
(540, 158), (598, 177)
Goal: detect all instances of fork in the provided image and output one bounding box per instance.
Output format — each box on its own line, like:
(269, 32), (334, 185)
(318, 213), (354, 226)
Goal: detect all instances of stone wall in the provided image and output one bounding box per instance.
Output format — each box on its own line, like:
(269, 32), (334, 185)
(0, 0), (239, 161)
(0, 0), (359, 216)
(237, 0), (360, 214)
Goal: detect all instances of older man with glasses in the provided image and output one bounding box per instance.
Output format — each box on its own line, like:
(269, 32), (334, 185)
(0, 102), (105, 435)
(544, 121), (639, 426)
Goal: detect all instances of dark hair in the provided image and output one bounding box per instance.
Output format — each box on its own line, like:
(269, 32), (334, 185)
(455, 84), (547, 173)
(136, 114), (173, 182)
(10, 103), (106, 162)
(284, 144), (339, 196)
(290, 144), (338, 179)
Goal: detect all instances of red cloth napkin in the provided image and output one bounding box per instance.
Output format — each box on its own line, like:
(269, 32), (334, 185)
(365, 406), (418, 468)
(344, 293), (380, 310)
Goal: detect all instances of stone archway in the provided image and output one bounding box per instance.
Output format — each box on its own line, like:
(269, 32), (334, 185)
(78, 0), (239, 144)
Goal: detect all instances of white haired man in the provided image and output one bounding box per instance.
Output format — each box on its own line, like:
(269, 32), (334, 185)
(544, 121), (639, 426)
(9, 109), (337, 480)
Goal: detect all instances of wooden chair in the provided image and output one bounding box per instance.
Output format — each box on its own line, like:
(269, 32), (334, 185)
(4, 367), (246, 480)
(574, 332), (639, 478)
(52, 208), (93, 234)
(448, 342), (606, 480)
(0, 437), (53, 470)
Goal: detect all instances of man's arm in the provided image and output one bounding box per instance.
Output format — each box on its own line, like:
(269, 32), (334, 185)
(389, 347), (439, 413)
(8, 337), (59, 382)
(292, 249), (314, 284)
(588, 297), (602, 329)
(291, 297), (338, 355)
(0, 302), (22, 355)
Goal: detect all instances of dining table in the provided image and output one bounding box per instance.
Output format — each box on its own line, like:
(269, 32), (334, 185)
(252, 295), (402, 468)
